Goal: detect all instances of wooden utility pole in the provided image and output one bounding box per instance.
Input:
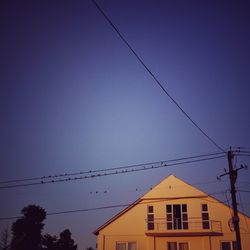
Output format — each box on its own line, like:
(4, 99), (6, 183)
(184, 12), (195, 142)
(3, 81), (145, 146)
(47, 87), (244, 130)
(227, 150), (242, 250)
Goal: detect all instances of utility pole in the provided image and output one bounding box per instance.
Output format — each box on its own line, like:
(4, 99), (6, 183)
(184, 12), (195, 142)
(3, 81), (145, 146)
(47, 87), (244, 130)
(227, 150), (242, 250)
(218, 150), (246, 250)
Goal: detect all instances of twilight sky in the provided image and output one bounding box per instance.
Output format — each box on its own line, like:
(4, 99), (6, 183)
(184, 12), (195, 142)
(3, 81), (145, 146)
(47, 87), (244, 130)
(1, 1), (250, 249)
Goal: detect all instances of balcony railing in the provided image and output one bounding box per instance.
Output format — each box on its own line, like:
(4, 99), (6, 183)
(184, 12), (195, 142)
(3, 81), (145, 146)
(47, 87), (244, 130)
(145, 218), (222, 236)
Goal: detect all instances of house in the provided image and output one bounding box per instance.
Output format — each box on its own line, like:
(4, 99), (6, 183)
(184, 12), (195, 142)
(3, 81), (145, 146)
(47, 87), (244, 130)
(93, 175), (250, 250)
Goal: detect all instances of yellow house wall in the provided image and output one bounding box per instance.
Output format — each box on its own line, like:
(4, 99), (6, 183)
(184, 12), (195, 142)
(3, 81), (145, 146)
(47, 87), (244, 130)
(97, 197), (250, 250)
(98, 202), (148, 250)
(142, 175), (206, 200)
(96, 176), (250, 250)
(155, 236), (210, 250)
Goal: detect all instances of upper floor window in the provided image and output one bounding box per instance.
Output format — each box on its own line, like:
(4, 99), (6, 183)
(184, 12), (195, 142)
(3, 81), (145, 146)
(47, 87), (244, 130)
(166, 204), (188, 230)
(116, 242), (136, 250)
(147, 205), (154, 230)
(201, 203), (210, 229)
(221, 241), (237, 250)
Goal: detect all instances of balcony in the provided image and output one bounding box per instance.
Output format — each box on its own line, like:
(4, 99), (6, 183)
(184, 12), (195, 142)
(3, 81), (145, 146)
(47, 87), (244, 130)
(145, 218), (222, 236)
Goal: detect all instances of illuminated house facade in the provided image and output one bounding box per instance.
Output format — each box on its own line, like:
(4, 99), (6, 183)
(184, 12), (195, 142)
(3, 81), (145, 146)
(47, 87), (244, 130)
(93, 175), (250, 250)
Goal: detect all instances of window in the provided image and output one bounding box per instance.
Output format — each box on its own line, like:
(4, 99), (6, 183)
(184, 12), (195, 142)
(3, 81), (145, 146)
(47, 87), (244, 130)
(116, 243), (126, 250)
(116, 242), (136, 250)
(179, 242), (189, 250)
(221, 241), (237, 250)
(147, 205), (154, 230)
(167, 242), (189, 250)
(166, 204), (188, 230)
(128, 242), (136, 250)
(167, 242), (177, 250)
(166, 205), (173, 229)
(201, 203), (210, 229)
(148, 205), (154, 213)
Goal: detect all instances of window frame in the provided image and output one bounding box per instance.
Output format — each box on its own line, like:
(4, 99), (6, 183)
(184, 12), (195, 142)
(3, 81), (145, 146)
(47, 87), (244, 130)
(147, 205), (154, 230)
(167, 241), (189, 250)
(221, 241), (237, 250)
(116, 241), (136, 250)
(166, 204), (188, 230)
(201, 203), (210, 229)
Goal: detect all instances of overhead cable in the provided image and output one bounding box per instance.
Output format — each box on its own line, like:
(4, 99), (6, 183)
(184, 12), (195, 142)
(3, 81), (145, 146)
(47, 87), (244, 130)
(91, 0), (225, 153)
(0, 190), (227, 221)
(0, 151), (224, 185)
(0, 153), (226, 189)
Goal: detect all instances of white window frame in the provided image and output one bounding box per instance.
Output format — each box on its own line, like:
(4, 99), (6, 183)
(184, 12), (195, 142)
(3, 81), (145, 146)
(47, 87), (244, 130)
(167, 241), (189, 250)
(166, 204), (188, 230)
(147, 205), (154, 230)
(116, 241), (136, 250)
(201, 203), (210, 229)
(220, 241), (237, 250)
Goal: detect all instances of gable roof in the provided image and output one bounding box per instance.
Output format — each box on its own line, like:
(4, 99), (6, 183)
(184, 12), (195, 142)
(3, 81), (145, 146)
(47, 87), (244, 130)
(142, 174), (207, 199)
(93, 174), (249, 235)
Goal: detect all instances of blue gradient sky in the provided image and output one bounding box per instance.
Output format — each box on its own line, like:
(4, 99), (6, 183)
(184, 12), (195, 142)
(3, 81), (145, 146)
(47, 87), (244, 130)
(1, 1), (250, 249)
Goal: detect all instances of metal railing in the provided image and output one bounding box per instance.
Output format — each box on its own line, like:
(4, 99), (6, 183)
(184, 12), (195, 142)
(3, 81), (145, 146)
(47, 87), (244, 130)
(145, 218), (222, 233)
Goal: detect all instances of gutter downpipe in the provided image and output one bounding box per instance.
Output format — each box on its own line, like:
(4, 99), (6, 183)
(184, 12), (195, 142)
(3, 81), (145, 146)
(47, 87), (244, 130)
(103, 235), (105, 250)
(209, 236), (212, 250)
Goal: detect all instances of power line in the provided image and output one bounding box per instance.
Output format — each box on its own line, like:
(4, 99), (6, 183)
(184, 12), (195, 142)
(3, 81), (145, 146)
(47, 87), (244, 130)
(234, 154), (250, 157)
(0, 152), (224, 185)
(91, 0), (225, 153)
(231, 147), (250, 157)
(229, 146), (250, 153)
(238, 190), (250, 193)
(0, 155), (225, 189)
(0, 153), (226, 189)
(0, 204), (130, 221)
(0, 154), (226, 189)
(0, 190), (228, 221)
(236, 151), (250, 154)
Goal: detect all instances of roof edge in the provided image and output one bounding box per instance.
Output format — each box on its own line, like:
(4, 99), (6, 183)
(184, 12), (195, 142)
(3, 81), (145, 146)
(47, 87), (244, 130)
(93, 198), (141, 235)
(92, 175), (250, 235)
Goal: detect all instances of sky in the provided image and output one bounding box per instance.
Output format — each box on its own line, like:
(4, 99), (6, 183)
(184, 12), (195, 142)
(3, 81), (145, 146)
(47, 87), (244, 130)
(1, 0), (250, 249)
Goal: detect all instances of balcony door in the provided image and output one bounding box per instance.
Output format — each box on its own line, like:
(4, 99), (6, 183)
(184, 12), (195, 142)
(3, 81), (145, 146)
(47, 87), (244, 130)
(166, 204), (188, 230)
(173, 205), (182, 229)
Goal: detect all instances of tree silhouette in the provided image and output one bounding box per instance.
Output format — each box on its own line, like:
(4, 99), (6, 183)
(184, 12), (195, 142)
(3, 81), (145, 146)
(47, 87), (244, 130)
(9, 205), (78, 250)
(42, 230), (78, 250)
(42, 234), (58, 250)
(56, 229), (77, 250)
(0, 226), (10, 250)
(10, 204), (46, 250)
